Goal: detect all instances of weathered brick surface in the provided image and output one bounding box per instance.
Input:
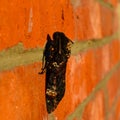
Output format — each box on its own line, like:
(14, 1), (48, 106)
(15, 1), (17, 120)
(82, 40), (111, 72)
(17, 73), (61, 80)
(0, 0), (120, 120)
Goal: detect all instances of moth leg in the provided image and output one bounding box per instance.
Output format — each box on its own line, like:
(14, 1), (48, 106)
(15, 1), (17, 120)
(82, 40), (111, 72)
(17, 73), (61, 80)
(38, 68), (46, 74)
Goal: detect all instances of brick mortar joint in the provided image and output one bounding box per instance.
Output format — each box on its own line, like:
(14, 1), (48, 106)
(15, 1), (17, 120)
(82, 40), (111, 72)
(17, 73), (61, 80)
(0, 32), (118, 71)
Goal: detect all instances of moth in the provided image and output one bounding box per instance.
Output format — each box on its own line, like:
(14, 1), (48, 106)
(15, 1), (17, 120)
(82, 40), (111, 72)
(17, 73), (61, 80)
(39, 32), (73, 113)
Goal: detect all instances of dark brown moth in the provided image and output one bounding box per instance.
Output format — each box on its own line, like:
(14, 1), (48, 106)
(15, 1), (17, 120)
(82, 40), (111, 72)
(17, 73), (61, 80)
(39, 32), (73, 113)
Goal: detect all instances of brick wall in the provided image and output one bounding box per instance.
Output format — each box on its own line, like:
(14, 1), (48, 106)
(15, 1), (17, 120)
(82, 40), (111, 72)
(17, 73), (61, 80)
(0, 0), (120, 120)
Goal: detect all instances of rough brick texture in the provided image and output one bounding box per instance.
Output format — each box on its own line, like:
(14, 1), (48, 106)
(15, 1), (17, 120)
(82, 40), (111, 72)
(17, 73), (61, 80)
(0, 0), (120, 120)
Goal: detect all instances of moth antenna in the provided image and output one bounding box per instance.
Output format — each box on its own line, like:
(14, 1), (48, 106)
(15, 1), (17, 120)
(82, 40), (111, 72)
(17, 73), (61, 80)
(70, 40), (74, 44)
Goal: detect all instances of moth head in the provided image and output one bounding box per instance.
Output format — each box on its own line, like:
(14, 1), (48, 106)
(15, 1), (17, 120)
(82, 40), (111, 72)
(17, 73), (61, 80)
(52, 31), (73, 54)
